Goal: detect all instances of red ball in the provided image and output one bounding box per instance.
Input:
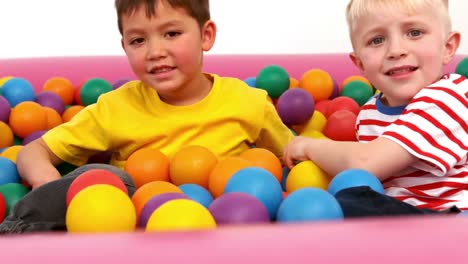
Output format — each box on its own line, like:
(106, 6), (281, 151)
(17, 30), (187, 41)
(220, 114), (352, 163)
(326, 96), (360, 117)
(314, 100), (331, 116)
(66, 169), (128, 206)
(0, 192), (6, 222)
(323, 110), (358, 141)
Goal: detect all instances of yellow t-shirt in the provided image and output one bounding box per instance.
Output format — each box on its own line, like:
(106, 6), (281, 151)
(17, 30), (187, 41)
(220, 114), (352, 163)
(43, 74), (294, 169)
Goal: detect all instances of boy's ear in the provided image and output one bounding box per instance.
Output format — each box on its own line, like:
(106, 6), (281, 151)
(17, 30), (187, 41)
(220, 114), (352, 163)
(121, 39), (127, 52)
(443, 31), (461, 65)
(349, 52), (365, 72)
(201, 20), (217, 51)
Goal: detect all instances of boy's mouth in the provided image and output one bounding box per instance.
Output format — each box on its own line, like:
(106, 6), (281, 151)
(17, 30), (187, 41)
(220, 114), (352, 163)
(147, 66), (176, 74)
(385, 66), (418, 76)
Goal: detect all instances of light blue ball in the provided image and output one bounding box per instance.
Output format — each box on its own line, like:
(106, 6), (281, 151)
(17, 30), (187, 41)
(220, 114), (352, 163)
(179, 183), (214, 208)
(328, 168), (384, 196)
(281, 166), (289, 192)
(0, 157), (20, 185)
(243, 77), (257, 87)
(277, 188), (344, 222)
(1, 78), (35, 107)
(224, 167), (283, 220)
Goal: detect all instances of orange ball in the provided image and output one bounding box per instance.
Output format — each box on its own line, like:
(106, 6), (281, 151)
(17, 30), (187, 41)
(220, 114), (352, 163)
(42, 77), (75, 105)
(0, 121), (13, 148)
(169, 145), (218, 188)
(341, 75), (372, 91)
(44, 107), (63, 129)
(289, 77), (299, 88)
(125, 148), (170, 188)
(62, 105), (84, 123)
(131, 181), (182, 219)
(208, 157), (252, 198)
(239, 148), (282, 183)
(9, 101), (47, 138)
(299, 69), (334, 101)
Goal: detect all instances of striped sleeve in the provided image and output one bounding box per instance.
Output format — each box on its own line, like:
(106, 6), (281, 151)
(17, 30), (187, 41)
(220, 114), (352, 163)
(382, 74), (468, 176)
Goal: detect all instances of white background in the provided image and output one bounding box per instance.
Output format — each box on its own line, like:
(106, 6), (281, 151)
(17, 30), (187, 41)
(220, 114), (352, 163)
(0, 0), (466, 58)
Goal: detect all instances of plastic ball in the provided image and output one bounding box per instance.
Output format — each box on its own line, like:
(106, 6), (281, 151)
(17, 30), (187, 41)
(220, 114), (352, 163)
(35, 91), (65, 114)
(340, 80), (374, 106)
(124, 148), (170, 188)
(66, 184), (136, 233)
(256, 65), (290, 99)
(286, 160), (330, 192)
(9, 101), (48, 139)
(323, 110), (358, 141)
(179, 183), (214, 208)
(0, 121), (14, 149)
(238, 148), (283, 183)
(0, 145), (23, 163)
(0, 157), (20, 185)
(300, 110), (327, 136)
(0, 96), (10, 123)
(327, 96), (360, 117)
(314, 99), (331, 116)
(146, 199), (216, 231)
(80, 78), (113, 106)
(276, 88), (315, 126)
(131, 181), (182, 218)
(0, 192), (6, 222)
(341, 75), (372, 90)
(66, 169), (128, 206)
(56, 162), (78, 176)
(112, 78), (132, 89)
(0, 183), (30, 216)
(243, 77), (256, 87)
(299, 69), (334, 101)
(455, 57), (468, 78)
(208, 157), (252, 198)
(209, 192), (270, 224)
(1, 78), (35, 107)
(328, 168), (384, 196)
(42, 77), (75, 105)
(62, 105), (85, 122)
(276, 188), (343, 222)
(22, 130), (47, 145)
(138, 192), (189, 227)
(224, 167), (283, 220)
(329, 78), (340, 99)
(44, 107), (63, 129)
(289, 77), (299, 88)
(281, 166), (290, 192)
(169, 145), (217, 188)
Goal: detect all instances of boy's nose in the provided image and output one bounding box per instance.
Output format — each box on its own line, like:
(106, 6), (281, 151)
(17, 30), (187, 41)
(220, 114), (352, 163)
(146, 42), (167, 60)
(386, 39), (408, 60)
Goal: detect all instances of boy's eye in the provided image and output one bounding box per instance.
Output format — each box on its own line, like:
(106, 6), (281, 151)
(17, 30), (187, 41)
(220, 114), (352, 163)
(408, 30), (422, 37)
(165, 31), (181, 38)
(130, 38), (145, 45)
(370, 37), (384, 45)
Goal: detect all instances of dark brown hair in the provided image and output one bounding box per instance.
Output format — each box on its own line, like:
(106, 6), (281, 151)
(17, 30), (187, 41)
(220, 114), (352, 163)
(115, 0), (210, 34)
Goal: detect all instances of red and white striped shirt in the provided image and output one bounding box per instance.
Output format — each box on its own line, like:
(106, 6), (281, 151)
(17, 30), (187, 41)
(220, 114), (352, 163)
(356, 74), (468, 211)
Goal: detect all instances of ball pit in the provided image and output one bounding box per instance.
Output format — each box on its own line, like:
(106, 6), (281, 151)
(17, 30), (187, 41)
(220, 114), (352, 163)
(0, 54), (467, 262)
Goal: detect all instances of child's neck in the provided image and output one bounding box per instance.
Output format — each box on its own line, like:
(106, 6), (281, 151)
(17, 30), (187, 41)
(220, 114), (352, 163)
(160, 73), (213, 106)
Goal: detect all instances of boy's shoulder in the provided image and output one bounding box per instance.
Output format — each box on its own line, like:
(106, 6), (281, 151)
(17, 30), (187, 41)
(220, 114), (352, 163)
(211, 74), (269, 99)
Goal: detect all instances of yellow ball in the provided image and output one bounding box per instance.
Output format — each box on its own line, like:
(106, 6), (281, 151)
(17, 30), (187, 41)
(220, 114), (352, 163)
(0, 145), (23, 163)
(300, 110), (327, 133)
(66, 184), (136, 233)
(286, 160), (330, 193)
(301, 130), (329, 139)
(146, 199), (216, 232)
(0, 76), (14, 87)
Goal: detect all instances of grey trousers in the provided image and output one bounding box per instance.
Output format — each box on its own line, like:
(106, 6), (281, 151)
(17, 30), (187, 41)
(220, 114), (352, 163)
(0, 164), (136, 234)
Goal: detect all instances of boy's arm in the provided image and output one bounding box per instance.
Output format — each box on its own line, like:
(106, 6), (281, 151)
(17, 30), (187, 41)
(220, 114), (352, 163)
(16, 138), (64, 189)
(283, 136), (417, 181)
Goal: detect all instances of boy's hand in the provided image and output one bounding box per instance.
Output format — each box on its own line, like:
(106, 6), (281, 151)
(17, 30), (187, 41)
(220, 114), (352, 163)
(283, 136), (315, 169)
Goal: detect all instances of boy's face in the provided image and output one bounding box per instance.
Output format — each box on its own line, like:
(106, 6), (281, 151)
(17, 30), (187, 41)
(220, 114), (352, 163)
(120, 1), (215, 103)
(349, 5), (459, 106)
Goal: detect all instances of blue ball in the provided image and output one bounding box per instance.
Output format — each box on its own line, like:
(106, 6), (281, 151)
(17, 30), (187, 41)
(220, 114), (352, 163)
(277, 188), (343, 222)
(328, 168), (384, 196)
(1, 78), (35, 107)
(224, 167), (283, 220)
(179, 183), (214, 208)
(243, 77), (257, 87)
(0, 157), (20, 185)
(281, 166), (290, 192)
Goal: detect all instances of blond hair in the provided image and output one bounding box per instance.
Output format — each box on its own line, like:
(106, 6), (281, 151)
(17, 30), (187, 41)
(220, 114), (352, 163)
(346, 0), (451, 34)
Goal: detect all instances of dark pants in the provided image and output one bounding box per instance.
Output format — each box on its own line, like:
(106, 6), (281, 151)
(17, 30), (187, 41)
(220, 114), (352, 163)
(0, 164), (136, 234)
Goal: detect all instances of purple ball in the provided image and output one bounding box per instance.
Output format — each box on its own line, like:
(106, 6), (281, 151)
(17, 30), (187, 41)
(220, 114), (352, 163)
(0, 96), (10, 123)
(22, 130), (47, 145)
(112, 78), (132, 90)
(138, 193), (189, 227)
(208, 192), (270, 225)
(329, 78), (340, 99)
(35, 91), (65, 114)
(276, 88), (315, 126)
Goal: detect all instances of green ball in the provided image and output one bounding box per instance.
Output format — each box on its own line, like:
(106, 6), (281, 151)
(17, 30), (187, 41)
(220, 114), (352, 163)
(56, 162), (78, 176)
(256, 65), (290, 99)
(456, 57), (468, 78)
(0, 183), (30, 216)
(13, 136), (22, 145)
(80, 78), (113, 106)
(340, 80), (374, 106)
